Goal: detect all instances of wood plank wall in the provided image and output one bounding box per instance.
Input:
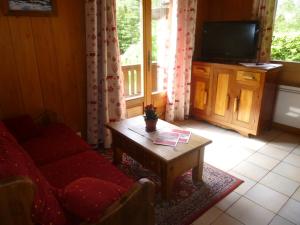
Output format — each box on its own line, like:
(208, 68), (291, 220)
(195, 0), (300, 87)
(0, 1), (87, 134)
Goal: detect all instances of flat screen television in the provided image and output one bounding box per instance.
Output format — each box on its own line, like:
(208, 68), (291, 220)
(201, 21), (260, 63)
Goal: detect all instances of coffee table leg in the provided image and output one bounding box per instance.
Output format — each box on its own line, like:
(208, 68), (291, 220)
(192, 147), (204, 183)
(111, 135), (122, 165)
(113, 147), (122, 165)
(161, 166), (173, 200)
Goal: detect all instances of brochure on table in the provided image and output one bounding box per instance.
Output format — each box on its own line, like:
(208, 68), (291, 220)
(128, 125), (192, 147)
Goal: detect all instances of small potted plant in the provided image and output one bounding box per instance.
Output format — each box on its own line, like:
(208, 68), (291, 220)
(144, 104), (158, 132)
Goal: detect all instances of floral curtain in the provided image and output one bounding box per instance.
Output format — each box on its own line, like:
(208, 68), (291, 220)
(252, 0), (278, 62)
(86, 0), (126, 148)
(159, 0), (198, 121)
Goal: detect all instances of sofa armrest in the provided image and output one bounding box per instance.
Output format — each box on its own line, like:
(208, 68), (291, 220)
(0, 176), (35, 225)
(85, 178), (155, 225)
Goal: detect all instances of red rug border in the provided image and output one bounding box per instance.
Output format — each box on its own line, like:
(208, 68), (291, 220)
(182, 163), (244, 225)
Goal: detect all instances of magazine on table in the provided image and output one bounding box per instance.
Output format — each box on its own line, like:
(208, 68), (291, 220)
(153, 131), (180, 147)
(153, 129), (191, 147)
(171, 129), (191, 143)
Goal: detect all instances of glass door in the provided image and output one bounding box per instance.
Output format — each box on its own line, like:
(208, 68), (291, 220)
(151, 0), (170, 93)
(117, 0), (144, 100)
(150, 0), (170, 118)
(116, 0), (168, 118)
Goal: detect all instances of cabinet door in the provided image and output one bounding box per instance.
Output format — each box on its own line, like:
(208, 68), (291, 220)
(191, 63), (211, 117)
(211, 69), (232, 122)
(231, 82), (260, 130)
(192, 77), (210, 115)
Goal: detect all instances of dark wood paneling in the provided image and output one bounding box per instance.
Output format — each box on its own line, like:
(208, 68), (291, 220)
(194, 0), (254, 60)
(0, 15), (24, 118)
(206, 0), (254, 21)
(0, 1), (86, 134)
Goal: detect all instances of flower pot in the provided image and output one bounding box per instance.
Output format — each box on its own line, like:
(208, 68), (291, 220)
(145, 119), (158, 132)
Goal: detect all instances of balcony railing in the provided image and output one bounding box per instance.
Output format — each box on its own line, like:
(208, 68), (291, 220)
(122, 63), (158, 98)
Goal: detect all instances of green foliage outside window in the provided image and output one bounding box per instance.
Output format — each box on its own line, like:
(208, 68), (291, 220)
(116, 0), (161, 65)
(271, 0), (300, 62)
(116, 0), (140, 57)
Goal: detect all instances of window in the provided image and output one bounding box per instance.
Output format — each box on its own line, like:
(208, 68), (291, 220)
(271, 0), (300, 62)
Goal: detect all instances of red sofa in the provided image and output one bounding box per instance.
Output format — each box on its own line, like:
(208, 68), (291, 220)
(0, 114), (154, 225)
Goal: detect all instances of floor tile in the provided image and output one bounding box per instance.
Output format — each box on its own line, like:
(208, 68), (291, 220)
(259, 172), (299, 197)
(292, 186), (300, 202)
(212, 213), (244, 225)
(204, 145), (253, 171)
(229, 171), (256, 195)
(247, 152), (280, 170)
(284, 154), (300, 167)
(279, 199), (300, 225)
(292, 145), (300, 156)
(269, 215), (296, 225)
(269, 134), (299, 152)
(192, 207), (223, 225)
(221, 130), (246, 146)
(273, 162), (300, 183)
(245, 183), (289, 213)
(233, 161), (269, 181)
(258, 144), (290, 160)
(239, 137), (266, 151)
(216, 192), (241, 211)
(227, 197), (275, 225)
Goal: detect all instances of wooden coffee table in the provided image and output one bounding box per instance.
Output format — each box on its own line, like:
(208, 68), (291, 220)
(106, 116), (212, 200)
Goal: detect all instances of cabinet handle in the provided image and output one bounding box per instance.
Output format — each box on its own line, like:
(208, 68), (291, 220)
(196, 67), (206, 72)
(226, 94), (230, 110)
(233, 97), (239, 113)
(204, 91), (208, 105)
(243, 75), (255, 80)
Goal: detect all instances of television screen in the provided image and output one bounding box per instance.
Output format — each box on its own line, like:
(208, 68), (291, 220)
(201, 21), (260, 62)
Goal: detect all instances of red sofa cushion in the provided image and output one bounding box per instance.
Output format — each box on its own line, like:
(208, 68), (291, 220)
(22, 123), (90, 166)
(61, 177), (126, 222)
(0, 122), (67, 225)
(40, 151), (134, 190)
(3, 115), (39, 143)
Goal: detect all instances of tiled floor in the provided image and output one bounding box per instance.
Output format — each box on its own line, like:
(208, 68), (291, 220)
(175, 120), (300, 225)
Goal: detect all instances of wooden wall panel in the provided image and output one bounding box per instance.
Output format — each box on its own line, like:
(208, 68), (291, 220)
(0, 16), (24, 118)
(193, 0), (208, 59)
(9, 17), (44, 116)
(0, 1), (86, 134)
(206, 0), (254, 21)
(31, 18), (64, 116)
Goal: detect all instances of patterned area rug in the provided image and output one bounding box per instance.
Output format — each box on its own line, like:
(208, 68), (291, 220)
(102, 150), (243, 225)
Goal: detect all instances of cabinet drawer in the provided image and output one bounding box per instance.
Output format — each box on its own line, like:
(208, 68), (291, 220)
(236, 71), (260, 85)
(193, 65), (210, 78)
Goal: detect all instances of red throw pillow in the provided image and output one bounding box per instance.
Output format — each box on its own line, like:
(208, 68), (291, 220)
(3, 115), (39, 143)
(61, 177), (126, 222)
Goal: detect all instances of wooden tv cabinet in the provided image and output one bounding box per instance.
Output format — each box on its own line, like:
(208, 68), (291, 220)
(190, 61), (283, 136)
